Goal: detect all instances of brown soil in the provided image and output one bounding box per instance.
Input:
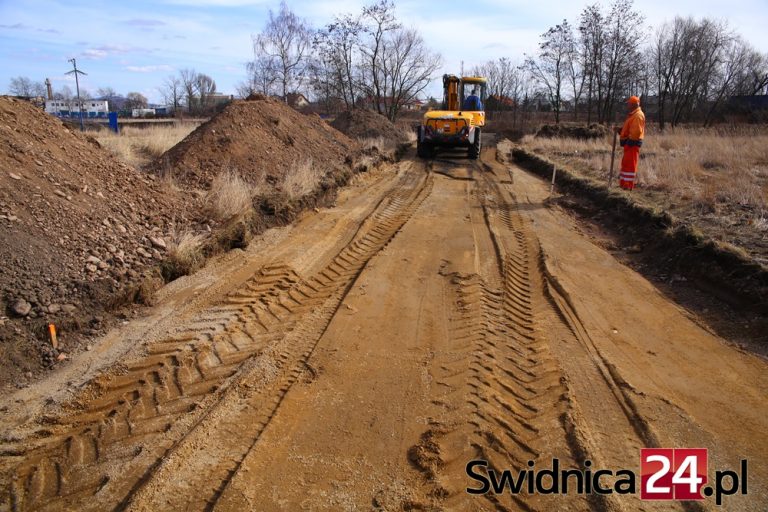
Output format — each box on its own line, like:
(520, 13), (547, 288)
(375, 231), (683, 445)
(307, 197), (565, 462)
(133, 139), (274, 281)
(1, 144), (766, 511)
(0, 97), (192, 387)
(152, 96), (355, 190)
(330, 108), (407, 147)
(536, 122), (609, 139)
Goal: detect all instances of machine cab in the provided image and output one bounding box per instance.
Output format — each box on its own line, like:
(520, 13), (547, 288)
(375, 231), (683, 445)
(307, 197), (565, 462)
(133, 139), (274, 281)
(441, 75), (487, 127)
(459, 78), (487, 110)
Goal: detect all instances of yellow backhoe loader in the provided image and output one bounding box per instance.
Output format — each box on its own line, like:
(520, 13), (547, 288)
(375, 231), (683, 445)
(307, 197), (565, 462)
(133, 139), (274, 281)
(417, 74), (487, 159)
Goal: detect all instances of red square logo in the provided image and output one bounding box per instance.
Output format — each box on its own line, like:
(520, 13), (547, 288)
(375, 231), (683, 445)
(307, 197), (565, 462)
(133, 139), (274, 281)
(641, 448), (707, 500)
(672, 449), (707, 500)
(641, 448), (674, 500)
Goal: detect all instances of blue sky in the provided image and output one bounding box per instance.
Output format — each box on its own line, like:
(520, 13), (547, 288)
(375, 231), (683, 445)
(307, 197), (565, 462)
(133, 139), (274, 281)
(1, 0), (767, 104)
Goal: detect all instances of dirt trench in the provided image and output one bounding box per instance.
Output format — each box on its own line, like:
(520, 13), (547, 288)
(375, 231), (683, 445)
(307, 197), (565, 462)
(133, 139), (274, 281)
(1, 142), (766, 511)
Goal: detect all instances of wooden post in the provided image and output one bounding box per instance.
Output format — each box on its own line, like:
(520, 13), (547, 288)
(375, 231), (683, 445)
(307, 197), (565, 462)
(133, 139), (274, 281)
(549, 164), (557, 196)
(607, 130), (618, 188)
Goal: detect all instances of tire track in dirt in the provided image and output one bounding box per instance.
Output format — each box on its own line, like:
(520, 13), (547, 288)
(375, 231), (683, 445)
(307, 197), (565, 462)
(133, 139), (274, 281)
(126, 167), (433, 511)
(1, 168), (432, 512)
(479, 154), (685, 512)
(409, 160), (589, 511)
(2, 264), (299, 511)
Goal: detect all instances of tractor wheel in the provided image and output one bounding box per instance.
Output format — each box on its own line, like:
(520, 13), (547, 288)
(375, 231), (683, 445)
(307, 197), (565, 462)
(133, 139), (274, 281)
(417, 140), (432, 159)
(468, 128), (481, 160)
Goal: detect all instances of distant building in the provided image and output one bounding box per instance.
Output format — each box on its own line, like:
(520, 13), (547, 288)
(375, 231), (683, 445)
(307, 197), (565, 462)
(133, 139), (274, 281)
(131, 108), (156, 118)
(403, 99), (424, 111)
(45, 99), (109, 118)
(286, 93), (310, 109)
(149, 104), (170, 116)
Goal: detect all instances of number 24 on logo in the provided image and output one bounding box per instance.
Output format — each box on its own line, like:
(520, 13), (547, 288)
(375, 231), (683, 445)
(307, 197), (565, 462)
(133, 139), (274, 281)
(641, 448), (708, 500)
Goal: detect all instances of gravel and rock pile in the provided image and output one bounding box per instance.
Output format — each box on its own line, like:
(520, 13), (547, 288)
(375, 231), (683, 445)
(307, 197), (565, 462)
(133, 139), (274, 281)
(0, 96), (191, 385)
(330, 109), (408, 148)
(153, 96), (355, 190)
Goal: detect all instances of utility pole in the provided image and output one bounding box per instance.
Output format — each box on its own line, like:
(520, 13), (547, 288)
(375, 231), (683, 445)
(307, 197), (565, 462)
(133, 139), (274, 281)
(67, 58), (87, 132)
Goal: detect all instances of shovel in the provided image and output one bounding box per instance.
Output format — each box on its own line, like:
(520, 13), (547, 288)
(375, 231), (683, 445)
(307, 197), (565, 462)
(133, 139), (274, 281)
(607, 129), (618, 188)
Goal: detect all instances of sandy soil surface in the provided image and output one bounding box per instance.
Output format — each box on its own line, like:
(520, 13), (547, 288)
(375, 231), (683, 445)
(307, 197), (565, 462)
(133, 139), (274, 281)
(1, 141), (765, 511)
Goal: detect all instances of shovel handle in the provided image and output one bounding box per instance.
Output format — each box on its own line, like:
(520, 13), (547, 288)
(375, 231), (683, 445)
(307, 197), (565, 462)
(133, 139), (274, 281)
(607, 130), (618, 188)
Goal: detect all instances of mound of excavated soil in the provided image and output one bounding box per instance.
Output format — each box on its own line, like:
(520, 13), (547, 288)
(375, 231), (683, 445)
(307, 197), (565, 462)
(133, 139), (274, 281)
(0, 96), (189, 386)
(154, 97), (355, 190)
(536, 123), (609, 140)
(330, 109), (407, 147)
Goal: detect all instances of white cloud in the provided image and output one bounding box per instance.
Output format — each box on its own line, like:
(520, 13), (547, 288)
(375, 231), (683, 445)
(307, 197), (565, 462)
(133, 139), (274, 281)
(126, 64), (175, 73)
(82, 48), (108, 59)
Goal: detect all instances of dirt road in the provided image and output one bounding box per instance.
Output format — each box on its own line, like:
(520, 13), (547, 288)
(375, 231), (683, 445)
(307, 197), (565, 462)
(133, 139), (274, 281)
(1, 141), (766, 511)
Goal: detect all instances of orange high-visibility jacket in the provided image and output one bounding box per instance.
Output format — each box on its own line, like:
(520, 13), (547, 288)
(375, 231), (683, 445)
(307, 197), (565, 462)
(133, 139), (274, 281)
(620, 106), (645, 147)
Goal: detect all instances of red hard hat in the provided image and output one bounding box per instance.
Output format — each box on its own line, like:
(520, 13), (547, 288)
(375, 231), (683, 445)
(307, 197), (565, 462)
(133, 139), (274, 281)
(628, 96), (640, 105)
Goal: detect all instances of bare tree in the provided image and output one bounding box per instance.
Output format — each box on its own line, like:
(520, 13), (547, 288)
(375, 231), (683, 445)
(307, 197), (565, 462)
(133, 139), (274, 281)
(314, 13), (363, 109)
(598, 0), (645, 123)
(96, 86), (117, 98)
(359, 0), (400, 115)
(253, 1), (313, 101)
(8, 76), (45, 97)
(244, 55), (279, 96)
(179, 68), (198, 111)
(378, 27), (441, 121)
(474, 57), (517, 102)
(95, 87), (120, 111)
(578, 4), (606, 123)
(53, 85), (73, 101)
(159, 76), (183, 111)
(473, 58), (525, 124)
(736, 50), (768, 96)
(526, 20), (575, 124)
(195, 73), (217, 111)
(705, 37), (763, 125)
(565, 36), (585, 121)
(124, 92), (148, 110)
(652, 17), (728, 128)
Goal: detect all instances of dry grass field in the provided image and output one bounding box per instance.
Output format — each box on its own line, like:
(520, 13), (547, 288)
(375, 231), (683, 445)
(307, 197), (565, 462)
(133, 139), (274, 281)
(94, 123), (200, 168)
(520, 125), (768, 264)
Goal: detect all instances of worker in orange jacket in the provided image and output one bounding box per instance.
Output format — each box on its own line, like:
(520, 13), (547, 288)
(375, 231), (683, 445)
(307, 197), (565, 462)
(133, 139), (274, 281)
(615, 96), (645, 190)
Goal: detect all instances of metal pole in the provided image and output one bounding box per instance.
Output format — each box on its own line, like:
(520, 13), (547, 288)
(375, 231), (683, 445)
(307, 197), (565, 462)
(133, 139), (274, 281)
(67, 58), (87, 132)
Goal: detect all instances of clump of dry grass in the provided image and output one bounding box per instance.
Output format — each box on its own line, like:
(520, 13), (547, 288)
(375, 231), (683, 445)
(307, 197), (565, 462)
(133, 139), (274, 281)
(161, 230), (207, 281)
(205, 169), (254, 222)
(95, 123), (198, 168)
(359, 137), (387, 151)
(282, 158), (323, 199)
